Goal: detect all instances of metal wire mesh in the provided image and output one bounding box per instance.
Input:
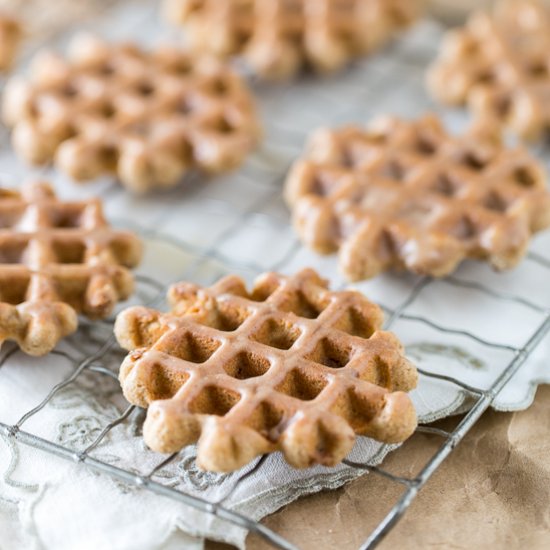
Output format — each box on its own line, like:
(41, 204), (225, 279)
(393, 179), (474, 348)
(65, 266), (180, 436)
(0, 3), (550, 550)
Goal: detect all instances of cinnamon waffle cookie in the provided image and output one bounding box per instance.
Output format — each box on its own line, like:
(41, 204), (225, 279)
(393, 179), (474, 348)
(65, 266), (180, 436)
(284, 115), (550, 281)
(164, 0), (420, 80)
(115, 268), (417, 472)
(2, 34), (260, 193)
(0, 14), (21, 71)
(428, 0), (550, 141)
(0, 181), (142, 356)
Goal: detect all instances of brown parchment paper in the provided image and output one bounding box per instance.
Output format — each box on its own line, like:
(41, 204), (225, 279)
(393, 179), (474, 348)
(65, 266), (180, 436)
(207, 384), (550, 550)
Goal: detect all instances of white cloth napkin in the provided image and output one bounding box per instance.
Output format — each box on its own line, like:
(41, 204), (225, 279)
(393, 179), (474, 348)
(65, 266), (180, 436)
(0, 11), (549, 550)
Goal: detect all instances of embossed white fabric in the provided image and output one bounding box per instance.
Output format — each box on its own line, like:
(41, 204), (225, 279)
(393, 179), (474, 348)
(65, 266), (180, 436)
(0, 9), (549, 550)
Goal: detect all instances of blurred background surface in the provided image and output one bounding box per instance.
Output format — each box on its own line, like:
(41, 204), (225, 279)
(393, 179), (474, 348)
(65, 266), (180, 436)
(0, 0), (544, 31)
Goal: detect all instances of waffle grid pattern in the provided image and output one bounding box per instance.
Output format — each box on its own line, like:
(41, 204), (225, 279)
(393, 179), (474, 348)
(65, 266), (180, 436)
(284, 114), (550, 281)
(2, 34), (260, 192)
(164, 0), (419, 79)
(115, 268), (417, 472)
(0, 181), (142, 355)
(429, 0), (550, 141)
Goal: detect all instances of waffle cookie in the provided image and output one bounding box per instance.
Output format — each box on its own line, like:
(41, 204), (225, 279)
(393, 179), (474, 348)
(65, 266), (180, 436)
(284, 115), (550, 281)
(115, 268), (417, 472)
(2, 34), (260, 193)
(164, 0), (420, 80)
(0, 181), (142, 356)
(428, 0), (550, 141)
(0, 14), (21, 71)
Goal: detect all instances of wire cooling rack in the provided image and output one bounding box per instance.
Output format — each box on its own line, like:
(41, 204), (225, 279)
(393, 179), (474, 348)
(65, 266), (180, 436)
(1, 2), (550, 549)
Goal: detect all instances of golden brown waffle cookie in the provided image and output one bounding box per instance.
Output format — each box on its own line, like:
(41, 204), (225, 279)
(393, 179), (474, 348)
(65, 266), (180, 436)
(0, 181), (142, 356)
(0, 13), (21, 71)
(164, 0), (420, 79)
(2, 34), (260, 193)
(284, 115), (550, 281)
(428, 0), (550, 141)
(115, 268), (417, 472)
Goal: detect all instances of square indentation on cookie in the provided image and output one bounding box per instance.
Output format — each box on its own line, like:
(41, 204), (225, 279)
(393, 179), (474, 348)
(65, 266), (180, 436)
(275, 367), (328, 402)
(189, 386), (241, 416)
(251, 318), (301, 350)
(223, 351), (272, 380)
(306, 337), (353, 370)
(157, 330), (222, 364)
